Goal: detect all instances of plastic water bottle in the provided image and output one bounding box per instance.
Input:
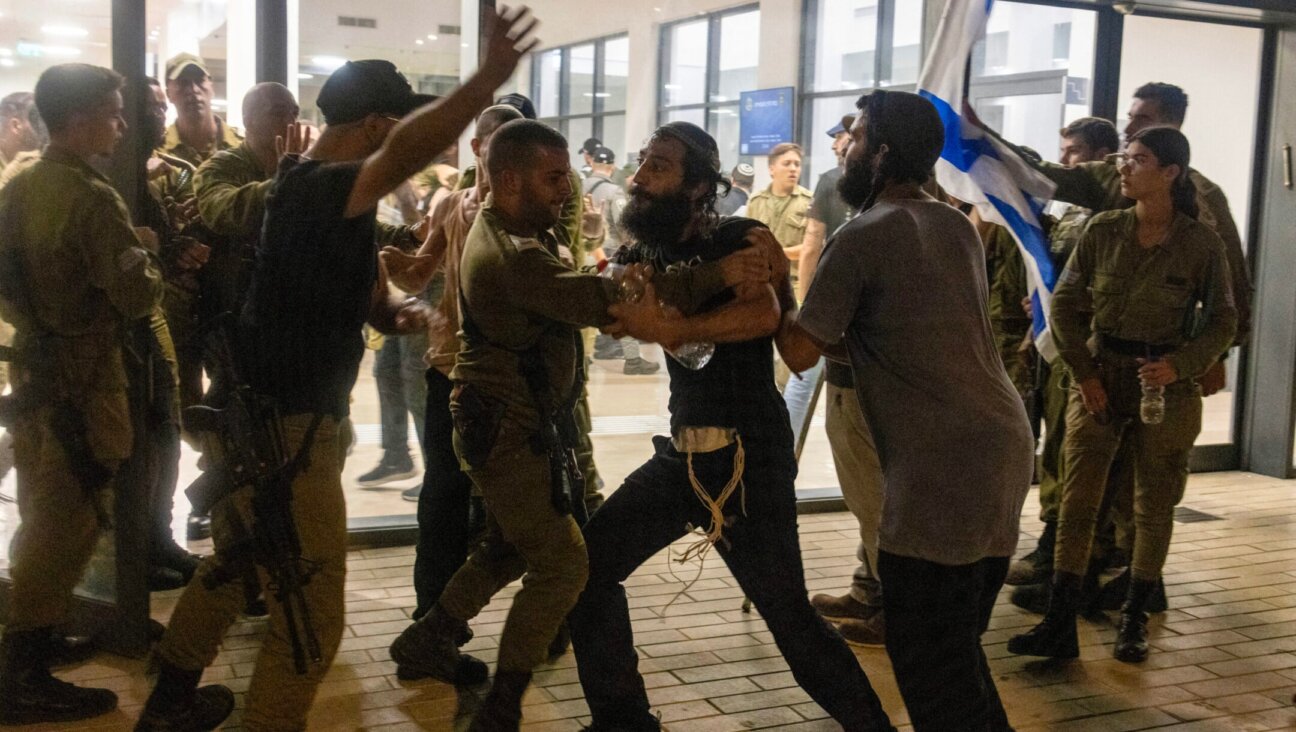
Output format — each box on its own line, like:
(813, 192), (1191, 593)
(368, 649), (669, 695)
(1140, 382), (1165, 424)
(599, 263), (715, 370)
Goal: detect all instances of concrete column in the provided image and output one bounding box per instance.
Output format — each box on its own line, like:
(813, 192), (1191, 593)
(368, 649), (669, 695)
(226, 0), (257, 129)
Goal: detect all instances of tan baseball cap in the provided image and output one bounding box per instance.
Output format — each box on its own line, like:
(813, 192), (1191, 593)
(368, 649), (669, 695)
(165, 52), (210, 81)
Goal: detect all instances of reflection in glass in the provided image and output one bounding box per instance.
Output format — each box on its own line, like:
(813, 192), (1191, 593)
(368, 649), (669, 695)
(810, 0), (878, 93)
(972, 2), (1096, 81)
(716, 11), (759, 102)
(807, 95), (861, 181)
(537, 49), (562, 118)
(604, 37), (629, 113)
(711, 106), (742, 172)
(569, 43), (596, 116)
(602, 113), (627, 164)
(566, 116), (593, 171)
(665, 20), (707, 107)
(888, 0), (924, 85)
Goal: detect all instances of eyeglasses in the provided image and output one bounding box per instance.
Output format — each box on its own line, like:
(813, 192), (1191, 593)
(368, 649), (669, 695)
(1106, 152), (1157, 169)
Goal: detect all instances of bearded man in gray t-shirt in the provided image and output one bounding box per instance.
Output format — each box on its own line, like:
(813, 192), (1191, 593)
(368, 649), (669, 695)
(777, 90), (1033, 732)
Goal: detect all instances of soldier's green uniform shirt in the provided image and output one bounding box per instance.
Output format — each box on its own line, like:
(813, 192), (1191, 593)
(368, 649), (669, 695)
(0, 146), (163, 463)
(1051, 208), (1238, 385)
(194, 141), (424, 251)
(1023, 156), (1251, 344)
(746, 184), (813, 279)
(456, 164), (587, 259)
(985, 225), (1033, 394)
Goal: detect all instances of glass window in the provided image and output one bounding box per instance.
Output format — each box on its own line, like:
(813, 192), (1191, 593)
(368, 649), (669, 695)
(716, 10), (759, 102)
(657, 6), (758, 172)
(532, 35), (630, 172)
(663, 20), (707, 107)
(802, 0), (924, 181)
(968, 3), (1098, 165)
(537, 49), (562, 118)
(568, 43), (596, 116)
(971, 2), (1097, 81)
(807, 0), (878, 93)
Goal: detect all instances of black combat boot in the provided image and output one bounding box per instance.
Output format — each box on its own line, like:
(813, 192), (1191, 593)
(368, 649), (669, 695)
(134, 661), (234, 731)
(389, 603), (488, 684)
(1113, 577), (1158, 663)
(469, 670), (532, 732)
(0, 628), (118, 724)
(1097, 567), (1168, 613)
(1005, 520), (1056, 586)
(1006, 571), (1081, 659)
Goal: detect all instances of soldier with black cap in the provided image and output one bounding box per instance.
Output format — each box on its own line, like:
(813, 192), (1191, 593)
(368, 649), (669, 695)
(134, 8), (540, 730)
(561, 121), (894, 732)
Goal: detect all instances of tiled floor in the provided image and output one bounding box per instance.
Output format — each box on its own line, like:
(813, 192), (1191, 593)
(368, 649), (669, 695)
(17, 470), (1296, 731)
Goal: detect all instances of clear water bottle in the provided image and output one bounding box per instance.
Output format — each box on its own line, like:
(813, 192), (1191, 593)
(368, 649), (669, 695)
(1140, 382), (1165, 424)
(599, 263), (715, 370)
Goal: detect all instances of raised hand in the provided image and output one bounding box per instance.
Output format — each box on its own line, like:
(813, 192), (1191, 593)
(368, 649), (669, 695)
(275, 121), (313, 161)
(480, 5), (541, 85)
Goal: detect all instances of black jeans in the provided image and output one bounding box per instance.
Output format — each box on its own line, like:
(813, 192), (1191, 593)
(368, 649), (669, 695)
(412, 368), (477, 619)
(878, 551), (1013, 732)
(569, 435), (893, 732)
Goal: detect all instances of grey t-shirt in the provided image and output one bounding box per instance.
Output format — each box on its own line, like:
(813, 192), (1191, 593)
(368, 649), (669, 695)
(798, 198), (1033, 566)
(583, 173), (626, 254)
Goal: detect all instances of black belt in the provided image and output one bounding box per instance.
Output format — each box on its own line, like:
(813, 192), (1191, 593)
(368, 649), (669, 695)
(1099, 334), (1174, 359)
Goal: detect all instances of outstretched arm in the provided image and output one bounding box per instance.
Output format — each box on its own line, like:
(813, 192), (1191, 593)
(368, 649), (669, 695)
(344, 6), (539, 217)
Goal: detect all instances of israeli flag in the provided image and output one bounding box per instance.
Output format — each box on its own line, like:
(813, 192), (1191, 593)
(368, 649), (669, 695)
(916, 0), (1060, 360)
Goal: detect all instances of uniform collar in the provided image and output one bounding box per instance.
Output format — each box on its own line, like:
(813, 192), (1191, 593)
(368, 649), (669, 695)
(41, 145), (110, 183)
(161, 115), (242, 163)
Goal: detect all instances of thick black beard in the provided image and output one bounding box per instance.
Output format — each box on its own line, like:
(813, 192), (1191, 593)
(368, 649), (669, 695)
(620, 189), (695, 254)
(837, 155), (877, 210)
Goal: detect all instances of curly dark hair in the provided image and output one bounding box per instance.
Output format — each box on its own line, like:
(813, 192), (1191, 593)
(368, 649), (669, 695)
(651, 122), (731, 228)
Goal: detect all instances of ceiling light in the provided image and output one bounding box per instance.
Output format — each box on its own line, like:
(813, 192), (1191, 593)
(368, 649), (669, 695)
(310, 55), (347, 70)
(461, 42), (469, 48)
(297, 72), (314, 80)
(415, 39), (424, 45)
(427, 34), (438, 41)
(0, 48), (12, 57)
(0, 59), (14, 68)
(42, 24), (89, 38)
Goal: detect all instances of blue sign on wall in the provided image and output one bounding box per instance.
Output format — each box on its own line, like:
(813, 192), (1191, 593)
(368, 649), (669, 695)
(739, 87), (795, 156)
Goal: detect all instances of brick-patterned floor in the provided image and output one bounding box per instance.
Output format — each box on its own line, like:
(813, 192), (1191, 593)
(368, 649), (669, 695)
(28, 471), (1296, 731)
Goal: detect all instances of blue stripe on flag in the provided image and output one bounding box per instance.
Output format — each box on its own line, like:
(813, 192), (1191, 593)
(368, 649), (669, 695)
(920, 90), (1002, 173)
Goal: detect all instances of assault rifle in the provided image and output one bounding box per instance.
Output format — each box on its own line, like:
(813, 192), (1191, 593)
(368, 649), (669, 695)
(183, 316), (323, 674)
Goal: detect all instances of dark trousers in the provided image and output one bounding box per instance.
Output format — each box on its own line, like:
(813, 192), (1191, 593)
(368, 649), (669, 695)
(412, 368), (477, 619)
(878, 551), (1013, 732)
(569, 435), (892, 731)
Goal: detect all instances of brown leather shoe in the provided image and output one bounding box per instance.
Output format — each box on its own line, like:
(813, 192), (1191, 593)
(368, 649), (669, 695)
(810, 592), (877, 621)
(836, 612), (886, 648)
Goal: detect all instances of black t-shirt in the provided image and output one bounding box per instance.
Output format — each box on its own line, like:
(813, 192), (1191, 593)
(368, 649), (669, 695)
(618, 217), (794, 457)
(239, 157), (378, 417)
(808, 167), (852, 235)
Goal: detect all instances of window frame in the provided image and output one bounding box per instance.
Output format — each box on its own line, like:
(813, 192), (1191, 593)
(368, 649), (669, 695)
(529, 32), (629, 147)
(655, 4), (761, 141)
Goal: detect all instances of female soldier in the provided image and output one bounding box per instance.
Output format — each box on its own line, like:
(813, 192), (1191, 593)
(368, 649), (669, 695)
(1007, 126), (1237, 663)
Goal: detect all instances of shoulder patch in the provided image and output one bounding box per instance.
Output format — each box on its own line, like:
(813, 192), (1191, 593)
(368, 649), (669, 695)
(508, 235), (544, 253)
(117, 247), (147, 273)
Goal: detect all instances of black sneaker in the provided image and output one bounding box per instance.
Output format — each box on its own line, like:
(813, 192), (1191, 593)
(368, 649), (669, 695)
(401, 484), (422, 502)
(358, 457), (418, 487)
(623, 357), (660, 376)
(0, 670), (118, 725)
(135, 685), (235, 731)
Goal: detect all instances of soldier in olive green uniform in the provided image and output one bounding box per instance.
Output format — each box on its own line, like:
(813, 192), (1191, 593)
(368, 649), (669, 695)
(0, 64), (163, 724)
(747, 143), (814, 281)
(1009, 127), (1236, 665)
(388, 120), (744, 730)
(984, 224), (1033, 395)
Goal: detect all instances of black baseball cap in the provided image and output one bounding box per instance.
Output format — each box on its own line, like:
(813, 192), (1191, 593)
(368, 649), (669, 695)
(592, 146), (615, 164)
(653, 121), (721, 172)
(580, 137), (602, 155)
(496, 93), (537, 120)
(317, 60), (422, 125)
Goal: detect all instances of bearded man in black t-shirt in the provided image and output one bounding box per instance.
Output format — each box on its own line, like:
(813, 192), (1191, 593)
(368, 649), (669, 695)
(135, 9), (539, 731)
(566, 122), (894, 732)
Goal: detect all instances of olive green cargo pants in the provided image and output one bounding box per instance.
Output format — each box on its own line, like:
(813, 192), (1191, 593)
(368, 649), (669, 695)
(1055, 357), (1200, 582)
(157, 415), (350, 732)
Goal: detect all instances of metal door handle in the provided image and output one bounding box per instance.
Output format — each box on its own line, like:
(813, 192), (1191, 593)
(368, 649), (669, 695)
(1285, 144), (1293, 190)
